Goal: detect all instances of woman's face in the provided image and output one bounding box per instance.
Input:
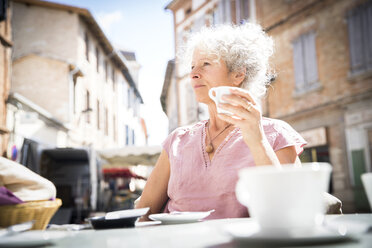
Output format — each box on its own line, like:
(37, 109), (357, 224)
(190, 48), (240, 104)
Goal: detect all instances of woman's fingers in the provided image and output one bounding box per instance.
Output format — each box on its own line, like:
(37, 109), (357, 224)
(217, 113), (242, 125)
(222, 94), (254, 112)
(229, 88), (256, 105)
(218, 102), (254, 119)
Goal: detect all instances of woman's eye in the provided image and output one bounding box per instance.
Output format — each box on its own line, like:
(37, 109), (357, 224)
(203, 62), (210, 66)
(191, 66), (195, 70)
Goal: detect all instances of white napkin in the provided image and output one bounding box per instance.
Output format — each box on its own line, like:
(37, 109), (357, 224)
(0, 157), (56, 202)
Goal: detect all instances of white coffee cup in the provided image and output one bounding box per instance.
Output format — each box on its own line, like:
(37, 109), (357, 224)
(236, 163), (332, 231)
(208, 86), (236, 115)
(361, 173), (372, 211)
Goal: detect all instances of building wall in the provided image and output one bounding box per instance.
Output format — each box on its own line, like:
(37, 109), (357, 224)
(10, 2), (145, 150)
(12, 2), (78, 63)
(260, 0), (372, 212)
(262, 0), (370, 118)
(0, 3), (12, 156)
(6, 104), (68, 149)
(12, 55), (70, 122)
(166, 0), (372, 212)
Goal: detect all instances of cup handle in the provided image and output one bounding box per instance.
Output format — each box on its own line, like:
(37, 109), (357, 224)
(209, 88), (217, 101)
(235, 180), (250, 207)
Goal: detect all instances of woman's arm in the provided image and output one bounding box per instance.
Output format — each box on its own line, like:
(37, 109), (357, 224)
(136, 149), (170, 221)
(275, 146), (301, 165)
(218, 88), (301, 167)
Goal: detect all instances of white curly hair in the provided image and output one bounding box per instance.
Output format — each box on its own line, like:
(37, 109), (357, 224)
(182, 22), (274, 100)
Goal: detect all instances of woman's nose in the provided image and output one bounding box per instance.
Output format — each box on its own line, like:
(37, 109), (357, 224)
(190, 68), (201, 79)
(191, 73), (200, 79)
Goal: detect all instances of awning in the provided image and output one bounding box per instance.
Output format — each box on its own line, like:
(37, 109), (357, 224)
(98, 146), (162, 167)
(103, 168), (146, 180)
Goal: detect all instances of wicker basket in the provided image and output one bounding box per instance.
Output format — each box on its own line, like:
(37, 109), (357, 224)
(0, 198), (62, 230)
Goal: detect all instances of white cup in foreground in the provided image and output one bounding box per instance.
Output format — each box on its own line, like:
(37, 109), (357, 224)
(361, 173), (372, 211)
(208, 86), (235, 115)
(236, 163), (332, 231)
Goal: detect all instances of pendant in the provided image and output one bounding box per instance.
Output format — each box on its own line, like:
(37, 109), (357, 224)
(206, 144), (214, 153)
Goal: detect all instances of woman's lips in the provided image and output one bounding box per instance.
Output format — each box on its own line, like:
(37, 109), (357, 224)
(194, 85), (205, 89)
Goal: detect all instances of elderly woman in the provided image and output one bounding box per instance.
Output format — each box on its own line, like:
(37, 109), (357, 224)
(136, 23), (306, 220)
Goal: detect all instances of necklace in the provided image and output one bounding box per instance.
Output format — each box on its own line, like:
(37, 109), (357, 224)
(205, 121), (232, 153)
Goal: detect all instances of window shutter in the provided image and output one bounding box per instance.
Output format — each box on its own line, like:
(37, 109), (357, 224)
(223, 0), (231, 23)
(364, 3), (372, 70)
(348, 7), (364, 73)
(215, 1), (224, 25)
(0, 0), (7, 22)
(303, 32), (318, 85)
(241, 0), (250, 20)
(293, 38), (305, 91)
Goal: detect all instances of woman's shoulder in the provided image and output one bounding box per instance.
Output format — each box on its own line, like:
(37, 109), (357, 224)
(262, 117), (306, 153)
(168, 120), (207, 137)
(262, 117), (302, 138)
(262, 117), (293, 131)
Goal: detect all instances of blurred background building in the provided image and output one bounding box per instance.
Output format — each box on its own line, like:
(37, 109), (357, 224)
(0, 0), (11, 157)
(0, 0), (153, 222)
(163, 0), (372, 213)
(6, 0), (146, 156)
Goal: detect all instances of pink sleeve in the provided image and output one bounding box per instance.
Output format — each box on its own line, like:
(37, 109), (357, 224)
(273, 120), (307, 155)
(161, 127), (185, 157)
(162, 131), (174, 157)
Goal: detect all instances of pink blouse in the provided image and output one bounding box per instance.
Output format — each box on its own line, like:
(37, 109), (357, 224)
(162, 117), (307, 219)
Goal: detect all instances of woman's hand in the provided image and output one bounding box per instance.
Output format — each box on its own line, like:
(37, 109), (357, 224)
(217, 88), (264, 147)
(217, 88), (281, 167)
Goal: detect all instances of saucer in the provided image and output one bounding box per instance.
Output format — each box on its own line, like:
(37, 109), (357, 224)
(224, 221), (356, 246)
(89, 207), (149, 229)
(0, 231), (67, 247)
(149, 210), (213, 224)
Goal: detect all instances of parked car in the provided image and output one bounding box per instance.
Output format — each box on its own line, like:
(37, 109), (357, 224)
(40, 148), (102, 224)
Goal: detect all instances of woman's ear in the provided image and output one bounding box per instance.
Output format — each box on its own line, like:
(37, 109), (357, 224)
(232, 68), (246, 86)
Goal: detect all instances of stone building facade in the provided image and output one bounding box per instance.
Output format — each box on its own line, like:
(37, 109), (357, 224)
(258, 0), (372, 213)
(9, 0), (145, 153)
(164, 0), (372, 212)
(0, 0), (11, 156)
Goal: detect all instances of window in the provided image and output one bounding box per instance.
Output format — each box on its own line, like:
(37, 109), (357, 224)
(213, 0), (231, 25)
(96, 47), (100, 73)
(185, 7), (192, 15)
(125, 125), (129, 145)
(127, 88), (132, 109)
(0, 0), (7, 22)
(236, 0), (249, 24)
(73, 77), (77, 114)
(186, 83), (198, 123)
(104, 108), (108, 136)
(347, 2), (372, 75)
(292, 31), (319, 93)
(132, 129), (135, 145)
(84, 32), (89, 61)
(113, 115), (117, 141)
(122, 82), (128, 106)
(192, 16), (205, 32)
(86, 91), (90, 123)
(112, 67), (116, 90)
(105, 60), (108, 82)
(96, 100), (100, 129)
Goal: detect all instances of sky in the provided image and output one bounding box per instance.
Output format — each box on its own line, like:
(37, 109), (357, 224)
(48, 0), (174, 145)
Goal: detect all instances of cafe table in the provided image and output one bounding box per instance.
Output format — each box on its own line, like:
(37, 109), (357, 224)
(8, 214), (372, 248)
